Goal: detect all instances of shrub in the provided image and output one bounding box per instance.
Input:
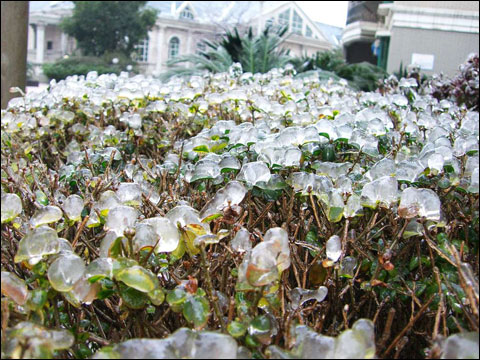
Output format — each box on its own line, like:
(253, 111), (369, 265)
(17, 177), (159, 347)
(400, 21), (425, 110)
(430, 53), (479, 110)
(43, 53), (135, 81)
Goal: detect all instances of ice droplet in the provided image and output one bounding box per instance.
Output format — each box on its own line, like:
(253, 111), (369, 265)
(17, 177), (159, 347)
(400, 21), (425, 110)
(15, 226), (60, 265)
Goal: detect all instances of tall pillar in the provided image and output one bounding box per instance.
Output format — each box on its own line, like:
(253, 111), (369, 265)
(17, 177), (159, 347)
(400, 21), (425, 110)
(186, 30), (192, 68)
(36, 23), (45, 64)
(1, 1), (29, 109)
(155, 25), (165, 74)
(60, 32), (67, 55)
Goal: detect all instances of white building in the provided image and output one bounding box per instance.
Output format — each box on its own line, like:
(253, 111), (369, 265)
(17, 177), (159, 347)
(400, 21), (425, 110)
(28, 1), (343, 80)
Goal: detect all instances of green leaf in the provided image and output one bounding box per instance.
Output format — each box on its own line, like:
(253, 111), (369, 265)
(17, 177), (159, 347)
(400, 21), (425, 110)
(119, 285), (148, 309)
(115, 265), (159, 293)
(328, 206), (343, 223)
(193, 145), (209, 153)
(166, 287), (187, 306)
(228, 320), (247, 338)
(183, 294), (210, 329)
(35, 190), (49, 206)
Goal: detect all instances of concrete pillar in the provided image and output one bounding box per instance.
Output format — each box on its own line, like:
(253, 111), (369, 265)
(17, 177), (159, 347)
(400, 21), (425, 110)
(186, 30), (192, 68)
(36, 23), (45, 64)
(1, 1), (29, 109)
(155, 25), (165, 74)
(61, 32), (67, 55)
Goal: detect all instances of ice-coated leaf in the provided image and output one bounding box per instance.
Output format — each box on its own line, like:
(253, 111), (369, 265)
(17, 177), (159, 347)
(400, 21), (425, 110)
(199, 180), (247, 220)
(361, 176), (398, 209)
(92, 327), (238, 359)
(105, 206), (138, 236)
(398, 187), (441, 221)
(326, 235), (341, 262)
(63, 194), (84, 222)
(15, 226), (60, 265)
(1, 193), (22, 223)
(115, 265), (159, 293)
(1, 271), (29, 305)
(441, 332), (479, 359)
(231, 227), (252, 253)
(290, 286), (328, 310)
(141, 217), (180, 253)
(116, 182), (142, 206)
(183, 295), (210, 329)
(237, 161), (271, 186)
(30, 205), (63, 227)
(85, 257), (114, 282)
(48, 253), (86, 292)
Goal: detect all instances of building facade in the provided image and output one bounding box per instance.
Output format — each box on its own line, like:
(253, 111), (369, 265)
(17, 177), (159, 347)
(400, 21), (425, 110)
(342, 1), (479, 77)
(28, 1), (343, 81)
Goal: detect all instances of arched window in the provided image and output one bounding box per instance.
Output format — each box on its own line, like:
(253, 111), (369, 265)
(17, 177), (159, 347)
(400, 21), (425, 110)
(180, 5), (194, 20)
(134, 37), (149, 62)
(168, 37), (180, 59)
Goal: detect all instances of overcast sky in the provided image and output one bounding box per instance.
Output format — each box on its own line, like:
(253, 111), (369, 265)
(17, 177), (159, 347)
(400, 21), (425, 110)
(296, 1), (349, 28)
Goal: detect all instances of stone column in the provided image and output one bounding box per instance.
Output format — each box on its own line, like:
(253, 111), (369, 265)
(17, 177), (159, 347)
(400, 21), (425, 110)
(155, 25), (165, 74)
(186, 30), (192, 68)
(36, 23), (46, 64)
(1, 1), (29, 109)
(60, 32), (67, 55)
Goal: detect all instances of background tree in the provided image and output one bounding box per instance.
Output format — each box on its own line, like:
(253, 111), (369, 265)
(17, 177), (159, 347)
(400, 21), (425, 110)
(61, 1), (157, 57)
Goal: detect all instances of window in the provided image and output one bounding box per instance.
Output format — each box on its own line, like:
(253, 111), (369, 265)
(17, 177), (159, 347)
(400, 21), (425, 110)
(134, 38), (149, 62)
(265, 17), (274, 28)
(278, 9), (290, 29)
(305, 25), (312, 38)
(169, 37), (180, 59)
(196, 41), (206, 54)
(292, 10), (303, 34)
(180, 5), (194, 20)
(47, 41), (53, 50)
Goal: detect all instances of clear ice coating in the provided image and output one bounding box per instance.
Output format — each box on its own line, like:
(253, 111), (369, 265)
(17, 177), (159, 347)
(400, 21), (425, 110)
(231, 227), (252, 253)
(290, 286), (328, 309)
(340, 256), (357, 278)
(116, 182), (142, 206)
(30, 205), (63, 227)
(63, 194), (84, 222)
(105, 206), (139, 236)
(266, 318), (375, 359)
(47, 253), (86, 292)
(441, 332), (479, 359)
(398, 187), (441, 221)
(141, 217), (180, 253)
(326, 235), (342, 262)
(288, 172), (333, 196)
(15, 226), (60, 265)
(1, 271), (29, 305)
(1, 193), (22, 223)
(361, 176), (398, 209)
(92, 327), (238, 359)
(200, 181), (247, 220)
(237, 161), (271, 186)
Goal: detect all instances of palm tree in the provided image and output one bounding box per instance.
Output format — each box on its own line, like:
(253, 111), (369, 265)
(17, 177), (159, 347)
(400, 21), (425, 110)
(160, 25), (291, 81)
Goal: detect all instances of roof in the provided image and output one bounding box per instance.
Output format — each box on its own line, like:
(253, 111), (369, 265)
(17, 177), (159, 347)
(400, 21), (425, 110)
(315, 22), (343, 47)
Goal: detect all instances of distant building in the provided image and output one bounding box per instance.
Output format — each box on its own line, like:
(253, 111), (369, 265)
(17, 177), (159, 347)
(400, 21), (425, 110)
(28, 1), (344, 81)
(342, 1), (479, 77)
